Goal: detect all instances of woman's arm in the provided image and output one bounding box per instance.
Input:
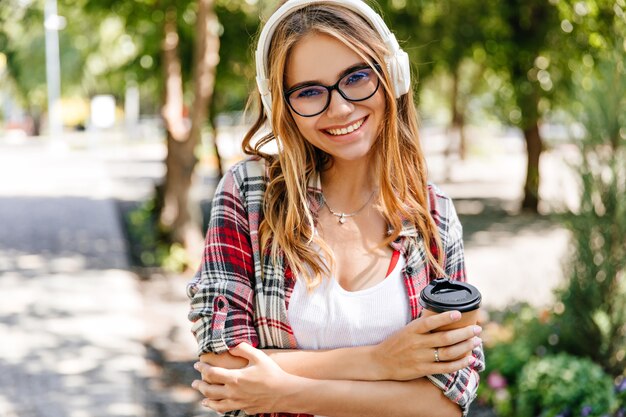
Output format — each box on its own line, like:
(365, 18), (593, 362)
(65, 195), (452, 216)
(200, 310), (481, 381)
(194, 312), (482, 416)
(187, 164), (261, 356)
(194, 343), (463, 417)
(284, 376), (462, 417)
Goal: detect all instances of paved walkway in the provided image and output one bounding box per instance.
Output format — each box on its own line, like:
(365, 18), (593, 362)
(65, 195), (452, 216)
(0, 139), (146, 417)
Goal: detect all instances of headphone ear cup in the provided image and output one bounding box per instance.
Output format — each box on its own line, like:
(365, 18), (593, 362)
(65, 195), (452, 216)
(386, 49), (411, 98)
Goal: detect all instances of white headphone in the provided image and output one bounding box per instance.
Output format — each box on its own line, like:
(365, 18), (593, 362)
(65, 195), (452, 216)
(255, 0), (411, 123)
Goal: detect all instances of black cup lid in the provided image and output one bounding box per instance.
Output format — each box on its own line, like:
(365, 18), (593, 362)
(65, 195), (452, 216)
(419, 278), (482, 313)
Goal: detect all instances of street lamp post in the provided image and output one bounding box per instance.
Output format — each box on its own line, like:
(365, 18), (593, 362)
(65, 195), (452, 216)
(44, 0), (64, 140)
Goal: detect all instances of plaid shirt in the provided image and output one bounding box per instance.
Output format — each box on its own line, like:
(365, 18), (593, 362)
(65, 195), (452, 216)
(187, 157), (485, 417)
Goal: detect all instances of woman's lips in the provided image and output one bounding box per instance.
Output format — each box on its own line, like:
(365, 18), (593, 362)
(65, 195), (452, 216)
(323, 116), (367, 137)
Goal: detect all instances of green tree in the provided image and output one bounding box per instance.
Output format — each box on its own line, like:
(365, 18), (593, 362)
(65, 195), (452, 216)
(0, 0), (98, 133)
(535, 0), (626, 376)
(76, 0), (261, 264)
(378, 0), (554, 207)
(479, 0), (563, 212)
(1, 0), (261, 263)
(380, 0), (489, 160)
(555, 40), (626, 379)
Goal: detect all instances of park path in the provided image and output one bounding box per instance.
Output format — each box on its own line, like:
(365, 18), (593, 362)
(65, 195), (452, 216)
(0, 138), (146, 417)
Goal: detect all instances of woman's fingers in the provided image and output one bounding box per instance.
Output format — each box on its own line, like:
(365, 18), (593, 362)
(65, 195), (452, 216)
(409, 310), (462, 333)
(229, 342), (264, 364)
(424, 324), (481, 348)
(202, 398), (239, 414)
(195, 361), (235, 385)
(192, 379), (228, 401)
(436, 336), (482, 361)
(432, 353), (478, 374)
(419, 324), (481, 362)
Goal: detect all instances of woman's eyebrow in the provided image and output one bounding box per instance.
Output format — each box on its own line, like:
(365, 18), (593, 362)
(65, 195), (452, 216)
(286, 62), (369, 91)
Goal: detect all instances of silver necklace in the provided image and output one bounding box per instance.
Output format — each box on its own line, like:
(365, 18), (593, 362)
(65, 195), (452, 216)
(321, 190), (377, 225)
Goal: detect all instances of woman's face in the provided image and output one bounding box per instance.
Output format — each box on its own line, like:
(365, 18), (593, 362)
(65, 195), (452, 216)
(284, 33), (386, 164)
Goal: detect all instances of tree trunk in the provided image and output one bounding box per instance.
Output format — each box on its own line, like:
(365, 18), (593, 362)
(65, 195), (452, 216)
(28, 107), (42, 136)
(208, 96), (223, 177)
(159, 0), (221, 264)
(521, 120), (542, 212)
(450, 68), (467, 161)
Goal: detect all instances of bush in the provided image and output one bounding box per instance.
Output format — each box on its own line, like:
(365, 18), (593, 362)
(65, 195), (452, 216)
(553, 47), (626, 377)
(477, 304), (560, 416)
(516, 353), (616, 417)
(483, 304), (555, 385)
(478, 304), (626, 416)
(123, 197), (192, 273)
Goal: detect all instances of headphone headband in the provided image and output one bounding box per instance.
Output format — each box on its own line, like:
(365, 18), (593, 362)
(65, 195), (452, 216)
(255, 0), (411, 125)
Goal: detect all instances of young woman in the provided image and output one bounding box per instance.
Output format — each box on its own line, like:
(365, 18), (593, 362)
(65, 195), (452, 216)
(187, 1), (485, 416)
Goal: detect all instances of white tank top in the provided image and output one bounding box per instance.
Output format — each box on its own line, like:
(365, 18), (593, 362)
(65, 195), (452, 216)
(287, 254), (411, 350)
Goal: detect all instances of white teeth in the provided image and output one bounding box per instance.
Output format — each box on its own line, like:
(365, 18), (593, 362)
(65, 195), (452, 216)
(326, 118), (365, 136)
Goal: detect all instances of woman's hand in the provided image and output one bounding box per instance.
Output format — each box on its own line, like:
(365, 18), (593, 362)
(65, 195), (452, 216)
(192, 342), (296, 415)
(370, 310), (482, 381)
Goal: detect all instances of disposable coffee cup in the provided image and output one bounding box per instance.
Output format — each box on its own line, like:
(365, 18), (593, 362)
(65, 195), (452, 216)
(419, 278), (482, 331)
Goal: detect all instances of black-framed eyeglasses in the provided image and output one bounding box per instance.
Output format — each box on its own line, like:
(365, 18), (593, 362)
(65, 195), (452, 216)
(284, 64), (381, 117)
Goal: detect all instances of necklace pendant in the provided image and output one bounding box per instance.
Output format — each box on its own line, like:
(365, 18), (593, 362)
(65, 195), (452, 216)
(338, 213), (346, 224)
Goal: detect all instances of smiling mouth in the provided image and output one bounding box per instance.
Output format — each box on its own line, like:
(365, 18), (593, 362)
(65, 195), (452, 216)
(324, 117), (366, 136)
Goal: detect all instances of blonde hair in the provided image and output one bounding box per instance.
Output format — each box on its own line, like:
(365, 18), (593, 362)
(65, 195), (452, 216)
(242, 3), (445, 288)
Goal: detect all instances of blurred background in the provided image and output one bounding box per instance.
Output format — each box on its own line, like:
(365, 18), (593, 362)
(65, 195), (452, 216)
(0, 0), (624, 416)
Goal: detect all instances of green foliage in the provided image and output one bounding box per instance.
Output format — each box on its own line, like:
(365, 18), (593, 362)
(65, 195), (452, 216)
(479, 304), (626, 416)
(553, 46), (626, 377)
(125, 198), (168, 268)
(478, 304), (558, 416)
(0, 0), (94, 110)
(0, 0), (262, 125)
(124, 198), (191, 273)
(516, 353), (616, 417)
(485, 304), (556, 384)
(616, 377), (626, 406)
(213, 2), (260, 113)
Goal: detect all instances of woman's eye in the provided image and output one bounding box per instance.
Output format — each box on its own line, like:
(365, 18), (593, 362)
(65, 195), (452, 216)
(295, 87), (325, 99)
(345, 70), (371, 85)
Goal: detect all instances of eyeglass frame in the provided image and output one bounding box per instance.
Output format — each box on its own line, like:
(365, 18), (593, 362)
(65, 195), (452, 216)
(283, 63), (382, 117)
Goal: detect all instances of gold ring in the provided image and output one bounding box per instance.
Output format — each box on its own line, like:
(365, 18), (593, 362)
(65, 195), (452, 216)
(434, 348), (440, 363)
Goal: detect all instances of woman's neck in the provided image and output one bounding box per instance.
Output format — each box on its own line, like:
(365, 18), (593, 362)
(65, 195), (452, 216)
(320, 158), (377, 211)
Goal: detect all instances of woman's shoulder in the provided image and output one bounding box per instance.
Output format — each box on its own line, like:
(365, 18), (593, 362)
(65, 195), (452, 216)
(426, 182), (452, 210)
(426, 182), (460, 228)
(219, 156), (268, 189)
(225, 155), (268, 181)
(217, 156), (269, 204)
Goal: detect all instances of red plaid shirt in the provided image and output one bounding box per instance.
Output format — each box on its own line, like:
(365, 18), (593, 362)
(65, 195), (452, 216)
(187, 157), (485, 416)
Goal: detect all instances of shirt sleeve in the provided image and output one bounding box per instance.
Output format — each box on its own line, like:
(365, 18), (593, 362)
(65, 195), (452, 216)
(426, 188), (485, 416)
(187, 167), (259, 356)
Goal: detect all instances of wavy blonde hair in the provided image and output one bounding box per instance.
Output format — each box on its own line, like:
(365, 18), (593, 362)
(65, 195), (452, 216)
(242, 3), (445, 288)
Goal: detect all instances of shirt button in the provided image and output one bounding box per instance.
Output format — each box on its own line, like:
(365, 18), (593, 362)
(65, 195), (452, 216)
(217, 299), (226, 309)
(406, 266), (414, 275)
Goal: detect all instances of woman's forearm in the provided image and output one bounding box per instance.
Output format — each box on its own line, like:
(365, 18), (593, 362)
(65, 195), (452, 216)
(202, 346), (380, 380)
(195, 343), (474, 416)
(282, 376), (462, 417)
(264, 346), (380, 380)
(203, 340), (475, 383)
(273, 313), (479, 381)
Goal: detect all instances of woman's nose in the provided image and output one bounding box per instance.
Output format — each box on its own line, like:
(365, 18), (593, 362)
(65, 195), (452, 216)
(325, 90), (354, 119)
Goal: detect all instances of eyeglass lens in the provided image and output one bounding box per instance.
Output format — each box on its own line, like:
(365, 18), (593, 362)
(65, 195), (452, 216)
(287, 67), (379, 117)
